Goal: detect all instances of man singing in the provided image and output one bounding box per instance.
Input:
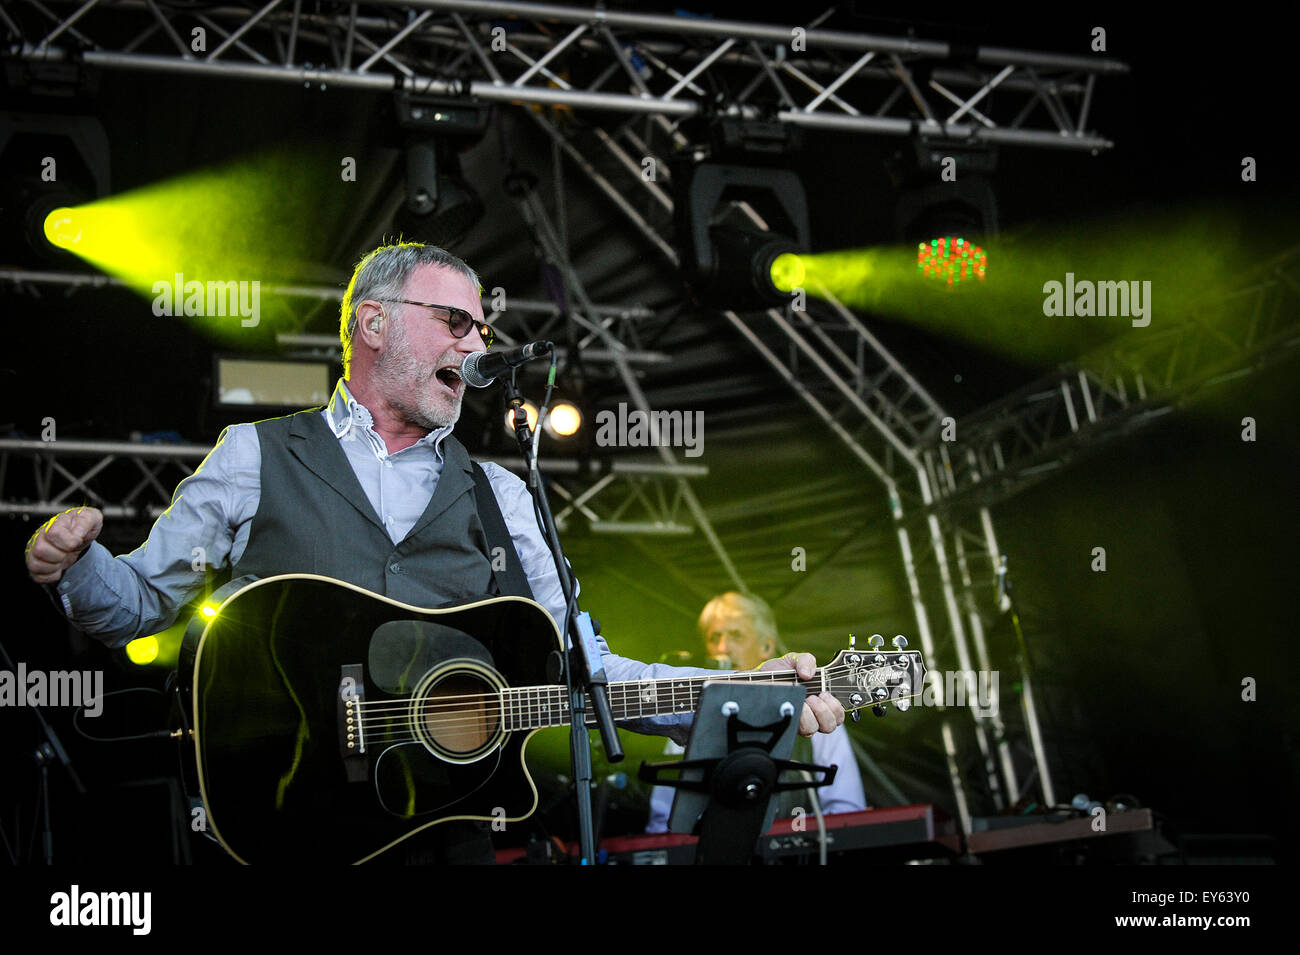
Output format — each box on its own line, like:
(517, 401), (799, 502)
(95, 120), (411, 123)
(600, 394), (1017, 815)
(24, 242), (846, 862)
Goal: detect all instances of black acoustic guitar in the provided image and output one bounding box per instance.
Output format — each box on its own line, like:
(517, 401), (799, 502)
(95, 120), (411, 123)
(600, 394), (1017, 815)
(177, 574), (925, 864)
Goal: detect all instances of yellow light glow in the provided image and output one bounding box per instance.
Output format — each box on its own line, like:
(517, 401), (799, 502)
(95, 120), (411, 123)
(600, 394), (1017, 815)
(43, 207), (81, 248)
(200, 604), (218, 618)
(125, 636), (159, 665)
(770, 252), (806, 293)
(32, 152), (329, 342)
(547, 402), (582, 437)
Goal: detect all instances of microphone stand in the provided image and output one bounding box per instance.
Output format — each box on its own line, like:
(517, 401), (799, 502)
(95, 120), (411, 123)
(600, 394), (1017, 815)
(0, 636), (86, 863)
(501, 367), (622, 865)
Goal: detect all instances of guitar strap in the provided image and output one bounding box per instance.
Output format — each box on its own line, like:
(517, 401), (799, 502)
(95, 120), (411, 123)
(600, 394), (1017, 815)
(470, 461), (535, 600)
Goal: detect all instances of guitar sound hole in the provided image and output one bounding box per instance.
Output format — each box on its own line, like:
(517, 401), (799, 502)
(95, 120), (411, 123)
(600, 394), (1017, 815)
(419, 674), (499, 757)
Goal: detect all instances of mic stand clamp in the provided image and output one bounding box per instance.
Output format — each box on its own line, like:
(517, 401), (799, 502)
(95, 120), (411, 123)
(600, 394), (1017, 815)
(502, 370), (622, 866)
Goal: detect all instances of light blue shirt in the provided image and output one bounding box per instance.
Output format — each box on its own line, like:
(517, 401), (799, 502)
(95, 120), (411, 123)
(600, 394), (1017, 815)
(52, 379), (712, 741)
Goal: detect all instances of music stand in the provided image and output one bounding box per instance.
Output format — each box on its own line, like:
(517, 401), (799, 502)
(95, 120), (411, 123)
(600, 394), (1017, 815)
(639, 683), (836, 864)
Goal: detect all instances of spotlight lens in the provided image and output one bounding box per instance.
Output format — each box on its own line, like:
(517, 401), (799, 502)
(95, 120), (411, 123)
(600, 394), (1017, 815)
(43, 207), (81, 249)
(125, 636), (159, 665)
(548, 403), (582, 437)
(769, 252), (806, 293)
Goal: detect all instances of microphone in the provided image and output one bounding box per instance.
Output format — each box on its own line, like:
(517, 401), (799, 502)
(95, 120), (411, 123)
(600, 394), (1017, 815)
(460, 341), (554, 388)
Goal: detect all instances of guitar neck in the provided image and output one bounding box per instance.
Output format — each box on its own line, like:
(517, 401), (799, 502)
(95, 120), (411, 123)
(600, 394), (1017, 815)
(501, 668), (823, 732)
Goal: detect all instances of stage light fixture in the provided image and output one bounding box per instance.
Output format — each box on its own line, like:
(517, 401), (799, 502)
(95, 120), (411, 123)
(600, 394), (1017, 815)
(544, 401), (583, 438)
(674, 160), (812, 309)
(391, 94), (488, 248)
(891, 137), (998, 288)
(704, 225), (806, 307)
(0, 111), (109, 264)
(917, 236), (988, 286)
(391, 138), (484, 248)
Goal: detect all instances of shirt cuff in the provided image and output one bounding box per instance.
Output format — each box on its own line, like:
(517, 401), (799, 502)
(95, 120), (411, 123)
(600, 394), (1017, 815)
(49, 540), (111, 617)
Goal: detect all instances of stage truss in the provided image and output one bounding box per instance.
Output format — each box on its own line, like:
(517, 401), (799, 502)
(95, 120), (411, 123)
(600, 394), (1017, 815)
(20, 2), (1293, 832)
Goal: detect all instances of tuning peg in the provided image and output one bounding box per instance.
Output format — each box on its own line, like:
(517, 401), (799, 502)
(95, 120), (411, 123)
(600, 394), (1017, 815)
(851, 709), (861, 723)
(868, 634), (884, 649)
(872, 704), (887, 718)
(891, 635), (908, 649)
(848, 633), (856, 649)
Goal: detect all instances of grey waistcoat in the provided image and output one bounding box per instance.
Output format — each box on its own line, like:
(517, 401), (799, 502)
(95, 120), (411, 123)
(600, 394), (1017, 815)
(234, 409), (496, 608)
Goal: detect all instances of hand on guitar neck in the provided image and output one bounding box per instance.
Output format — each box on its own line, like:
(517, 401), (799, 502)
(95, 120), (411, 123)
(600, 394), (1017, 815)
(757, 652), (846, 736)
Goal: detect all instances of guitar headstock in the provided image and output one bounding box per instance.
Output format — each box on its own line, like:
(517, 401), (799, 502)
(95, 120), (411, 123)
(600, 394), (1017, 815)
(824, 634), (926, 720)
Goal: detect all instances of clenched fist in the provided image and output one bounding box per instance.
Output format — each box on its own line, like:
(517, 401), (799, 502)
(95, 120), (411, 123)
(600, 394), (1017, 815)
(25, 506), (103, 585)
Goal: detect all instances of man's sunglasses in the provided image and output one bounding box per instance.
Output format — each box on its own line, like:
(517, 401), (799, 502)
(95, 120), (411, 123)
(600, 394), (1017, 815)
(388, 300), (494, 349)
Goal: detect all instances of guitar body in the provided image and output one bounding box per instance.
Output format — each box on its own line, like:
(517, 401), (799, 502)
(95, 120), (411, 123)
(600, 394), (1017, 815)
(179, 574), (563, 864)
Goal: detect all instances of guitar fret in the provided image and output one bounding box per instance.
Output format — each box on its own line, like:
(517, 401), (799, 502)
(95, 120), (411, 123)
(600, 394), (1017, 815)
(505, 665), (832, 733)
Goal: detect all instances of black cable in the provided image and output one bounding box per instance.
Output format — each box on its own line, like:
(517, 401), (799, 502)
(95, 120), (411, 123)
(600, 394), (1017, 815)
(0, 812), (16, 865)
(25, 777), (40, 865)
(72, 687), (169, 743)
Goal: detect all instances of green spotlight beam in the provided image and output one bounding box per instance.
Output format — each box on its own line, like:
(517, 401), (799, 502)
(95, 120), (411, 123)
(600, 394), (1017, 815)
(784, 206), (1278, 366)
(42, 152), (326, 338)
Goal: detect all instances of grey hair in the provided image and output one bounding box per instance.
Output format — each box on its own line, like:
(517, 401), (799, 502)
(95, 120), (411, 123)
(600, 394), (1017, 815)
(339, 242), (482, 376)
(698, 591), (785, 654)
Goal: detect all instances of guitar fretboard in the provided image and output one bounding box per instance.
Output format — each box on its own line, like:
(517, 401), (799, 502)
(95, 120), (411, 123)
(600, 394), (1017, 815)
(500, 669), (824, 732)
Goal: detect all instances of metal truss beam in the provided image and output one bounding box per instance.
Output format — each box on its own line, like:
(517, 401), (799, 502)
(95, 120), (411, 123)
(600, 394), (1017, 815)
(528, 98), (1035, 827)
(501, 161), (748, 590)
(922, 244), (1300, 513)
(0, 267), (663, 366)
(9, 0), (1124, 152)
(0, 438), (710, 535)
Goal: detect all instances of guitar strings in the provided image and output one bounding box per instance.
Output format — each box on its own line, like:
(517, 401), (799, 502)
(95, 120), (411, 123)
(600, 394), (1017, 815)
(350, 687), (928, 739)
(350, 664), (906, 725)
(353, 682), (823, 721)
(350, 667), (818, 708)
(350, 666), (859, 715)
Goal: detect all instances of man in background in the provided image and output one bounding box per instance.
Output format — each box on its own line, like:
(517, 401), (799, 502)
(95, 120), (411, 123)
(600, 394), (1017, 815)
(647, 591), (867, 833)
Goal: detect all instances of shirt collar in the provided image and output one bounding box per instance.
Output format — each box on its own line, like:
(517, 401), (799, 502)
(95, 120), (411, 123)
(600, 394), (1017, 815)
(324, 379), (452, 451)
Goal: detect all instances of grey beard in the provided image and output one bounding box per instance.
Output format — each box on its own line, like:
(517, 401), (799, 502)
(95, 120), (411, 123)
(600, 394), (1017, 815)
(374, 326), (462, 430)
(394, 388), (459, 430)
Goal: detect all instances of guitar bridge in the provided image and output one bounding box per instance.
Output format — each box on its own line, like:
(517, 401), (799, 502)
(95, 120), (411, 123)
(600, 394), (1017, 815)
(338, 664), (367, 783)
